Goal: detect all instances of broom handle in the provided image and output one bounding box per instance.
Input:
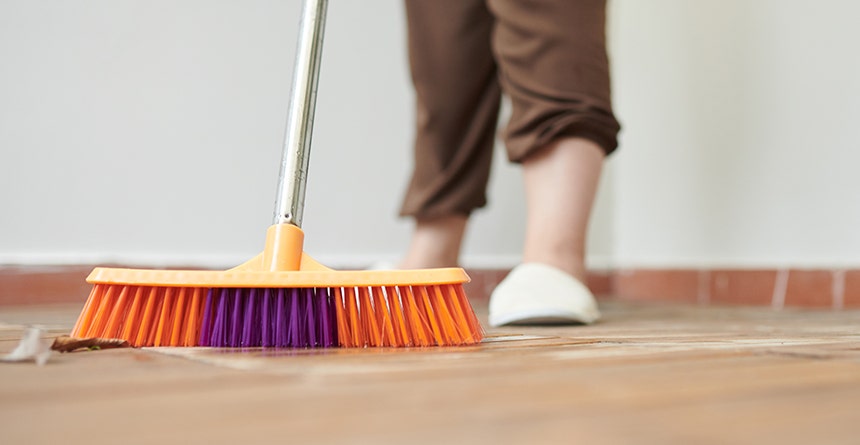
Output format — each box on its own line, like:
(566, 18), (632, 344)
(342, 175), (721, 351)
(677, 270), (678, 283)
(274, 0), (328, 227)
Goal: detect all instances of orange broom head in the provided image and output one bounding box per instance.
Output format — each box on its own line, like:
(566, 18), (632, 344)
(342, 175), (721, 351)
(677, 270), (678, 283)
(71, 224), (484, 348)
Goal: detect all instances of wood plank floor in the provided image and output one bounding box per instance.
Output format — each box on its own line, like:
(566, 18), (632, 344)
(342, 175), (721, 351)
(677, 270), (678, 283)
(1, 301), (859, 445)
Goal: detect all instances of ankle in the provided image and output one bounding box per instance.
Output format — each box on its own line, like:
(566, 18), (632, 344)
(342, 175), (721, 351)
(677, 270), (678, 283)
(521, 250), (587, 283)
(399, 253), (460, 269)
(399, 215), (468, 269)
(401, 239), (461, 269)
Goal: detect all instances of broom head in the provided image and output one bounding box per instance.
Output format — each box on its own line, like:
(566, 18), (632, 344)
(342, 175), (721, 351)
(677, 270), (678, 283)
(70, 224), (483, 348)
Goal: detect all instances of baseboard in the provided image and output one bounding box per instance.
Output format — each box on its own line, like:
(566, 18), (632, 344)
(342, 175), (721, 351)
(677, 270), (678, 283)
(1, 265), (858, 308)
(612, 269), (859, 309)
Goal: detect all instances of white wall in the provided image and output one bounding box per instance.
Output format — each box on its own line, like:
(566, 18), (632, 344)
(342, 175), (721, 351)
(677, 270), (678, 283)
(609, 0), (860, 267)
(1, 0), (858, 269)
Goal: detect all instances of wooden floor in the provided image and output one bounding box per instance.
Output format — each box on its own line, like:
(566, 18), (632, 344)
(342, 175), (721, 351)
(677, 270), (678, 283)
(1, 301), (859, 445)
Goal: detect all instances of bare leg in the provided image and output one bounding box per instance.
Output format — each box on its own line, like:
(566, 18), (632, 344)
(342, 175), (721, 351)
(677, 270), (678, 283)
(399, 137), (602, 272)
(399, 215), (468, 269)
(521, 137), (605, 283)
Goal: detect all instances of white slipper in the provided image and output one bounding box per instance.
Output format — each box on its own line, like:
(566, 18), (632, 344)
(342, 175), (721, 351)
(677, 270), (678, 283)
(488, 263), (600, 327)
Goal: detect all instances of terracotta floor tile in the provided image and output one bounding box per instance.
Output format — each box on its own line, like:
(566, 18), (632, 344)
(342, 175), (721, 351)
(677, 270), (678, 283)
(586, 271), (613, 298)
(842, 270), (860, 307)
(613, 269), (700, 303)
(783, 270), (833, 308)
(0, 267), (92, 306)
(709, 270), (777, 306)
(463, 269), (511, 302)
(463, 269), (488, 302)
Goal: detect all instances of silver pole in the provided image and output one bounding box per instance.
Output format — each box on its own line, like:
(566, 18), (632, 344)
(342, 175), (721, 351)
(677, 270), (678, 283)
(273, 0), (328, 227)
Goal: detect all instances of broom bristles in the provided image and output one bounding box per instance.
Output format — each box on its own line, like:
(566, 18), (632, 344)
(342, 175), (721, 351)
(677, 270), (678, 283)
(197, 287), (337, 348)
(70, 283), (483, 348)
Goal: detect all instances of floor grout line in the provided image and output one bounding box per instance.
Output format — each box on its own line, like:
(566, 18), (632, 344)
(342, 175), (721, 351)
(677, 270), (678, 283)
(772, 269), (790, 310)
(832, 270), (846, 310)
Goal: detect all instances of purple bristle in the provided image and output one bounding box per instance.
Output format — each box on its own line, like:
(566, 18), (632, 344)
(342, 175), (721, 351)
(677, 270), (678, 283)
(314, 288), (325, 345)
(211, 288), (230, 346)
(228, 290), (242, 347)
(261, 288), (273, 347)
(199, 289), (215, 346)
(241, 288), (259, 346)
(289, 288), (301, 346)
(275, 289), (287, 347)
(305, 288), (317, 347)
(328, 289), (337, 346)
(317, 288), (330, 347)
(198, 286), (339, 348)
(314, 289), (337, 347)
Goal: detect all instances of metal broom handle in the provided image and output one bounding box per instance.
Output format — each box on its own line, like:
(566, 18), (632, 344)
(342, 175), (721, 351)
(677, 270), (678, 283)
(274, 0), (328, 227)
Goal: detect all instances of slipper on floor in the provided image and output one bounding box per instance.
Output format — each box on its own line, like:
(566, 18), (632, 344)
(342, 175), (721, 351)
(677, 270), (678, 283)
(488, 263), (600, 327)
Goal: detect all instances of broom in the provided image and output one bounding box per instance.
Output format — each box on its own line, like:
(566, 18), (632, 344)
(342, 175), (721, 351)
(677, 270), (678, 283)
(69, 0), (483, 348)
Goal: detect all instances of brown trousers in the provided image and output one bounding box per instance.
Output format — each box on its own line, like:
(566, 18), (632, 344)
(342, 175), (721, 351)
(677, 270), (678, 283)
(400, 0), (621, 218)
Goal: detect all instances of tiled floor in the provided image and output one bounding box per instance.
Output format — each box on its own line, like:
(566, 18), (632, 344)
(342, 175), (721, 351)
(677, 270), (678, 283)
(1, 301), (859, 444)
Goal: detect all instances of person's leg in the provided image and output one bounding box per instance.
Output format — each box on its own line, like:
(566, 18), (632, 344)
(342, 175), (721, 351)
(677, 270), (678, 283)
(491, 0), (619, 275)
(486, 0), (620, 325)
(399, 0), (500, 268)
(521, 137), (605, 283)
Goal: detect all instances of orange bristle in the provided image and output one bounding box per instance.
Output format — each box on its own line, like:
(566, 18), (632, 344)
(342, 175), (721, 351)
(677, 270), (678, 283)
(120, 287), (145, 341)
(385, 286), (409, 346)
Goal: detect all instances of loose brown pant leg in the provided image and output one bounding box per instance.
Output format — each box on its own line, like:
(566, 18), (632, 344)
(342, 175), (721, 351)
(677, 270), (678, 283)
(488, 0), (620, 161)
(400, 0), (501, 219)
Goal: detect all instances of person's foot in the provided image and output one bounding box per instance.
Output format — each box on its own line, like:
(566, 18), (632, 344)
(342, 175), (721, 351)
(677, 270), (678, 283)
(488, 262), (600, 326)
